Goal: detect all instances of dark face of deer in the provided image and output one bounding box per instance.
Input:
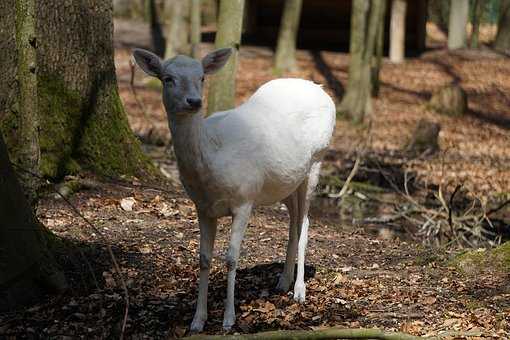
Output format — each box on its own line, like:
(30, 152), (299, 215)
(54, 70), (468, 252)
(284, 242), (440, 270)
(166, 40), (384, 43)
(132, 48), (232, 116)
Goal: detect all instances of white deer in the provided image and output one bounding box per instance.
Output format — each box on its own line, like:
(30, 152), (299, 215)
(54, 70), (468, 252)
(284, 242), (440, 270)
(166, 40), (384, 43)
(133, 47), (336, 332)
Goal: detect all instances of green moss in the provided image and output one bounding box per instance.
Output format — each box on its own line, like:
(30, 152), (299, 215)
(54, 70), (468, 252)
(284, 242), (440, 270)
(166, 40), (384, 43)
(452, 242), (510, 275)
(76, 85), (156, 178)
(38, 74), (83, 178)
(38, 73), (156, 180)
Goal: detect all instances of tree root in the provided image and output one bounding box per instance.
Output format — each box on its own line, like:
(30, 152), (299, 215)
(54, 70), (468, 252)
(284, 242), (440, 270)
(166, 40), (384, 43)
(185, 327), (431, 340)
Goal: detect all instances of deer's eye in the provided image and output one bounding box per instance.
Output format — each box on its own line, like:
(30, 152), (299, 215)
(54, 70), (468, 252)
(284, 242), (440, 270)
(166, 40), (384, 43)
(201, 76), (205, 83)
(163, 76), (175, 85)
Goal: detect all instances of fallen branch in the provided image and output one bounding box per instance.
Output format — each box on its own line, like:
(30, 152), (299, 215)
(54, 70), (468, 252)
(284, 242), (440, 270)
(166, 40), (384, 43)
(185, 328), (429, 340)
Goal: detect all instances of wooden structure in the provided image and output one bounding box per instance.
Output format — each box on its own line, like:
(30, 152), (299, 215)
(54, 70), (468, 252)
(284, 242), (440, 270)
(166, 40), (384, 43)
(243, 0), (428, 52)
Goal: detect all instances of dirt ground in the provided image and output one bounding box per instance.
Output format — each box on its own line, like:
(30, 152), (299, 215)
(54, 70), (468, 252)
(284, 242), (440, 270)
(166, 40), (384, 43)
(1, 20), (509, 339)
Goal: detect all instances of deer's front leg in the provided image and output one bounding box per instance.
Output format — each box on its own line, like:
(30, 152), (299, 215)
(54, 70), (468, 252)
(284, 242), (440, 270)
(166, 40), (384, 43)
(223, 203), (253, 331)
(190, 213), (218, 333)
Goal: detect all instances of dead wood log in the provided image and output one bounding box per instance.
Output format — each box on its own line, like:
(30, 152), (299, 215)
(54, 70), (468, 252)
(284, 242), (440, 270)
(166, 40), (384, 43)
(185, 327), (428, 340)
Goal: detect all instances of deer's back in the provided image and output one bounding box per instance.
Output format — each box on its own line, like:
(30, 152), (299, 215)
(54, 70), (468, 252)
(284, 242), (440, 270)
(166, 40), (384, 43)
(200, 79), (335, 207)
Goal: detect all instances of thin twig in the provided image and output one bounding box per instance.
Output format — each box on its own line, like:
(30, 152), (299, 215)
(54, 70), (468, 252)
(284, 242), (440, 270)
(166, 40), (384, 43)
(129, 58), (153, 125)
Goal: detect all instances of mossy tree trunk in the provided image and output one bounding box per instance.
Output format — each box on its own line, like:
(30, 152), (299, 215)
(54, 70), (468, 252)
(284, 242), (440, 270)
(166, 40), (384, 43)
(494, 0), (510, 53)
(164, 0), (190, 58)
(1, 0), (153, 181)
(190, 0), (202, 59)
(389, 0), (407, 63)
(12, 0), (40, 204)
(0, 130), (66, 312)
(448, 0), (469, 49)
(274, 0), (303, 75)
(339, 0), (386, 124)
(207, 0), (245, 114)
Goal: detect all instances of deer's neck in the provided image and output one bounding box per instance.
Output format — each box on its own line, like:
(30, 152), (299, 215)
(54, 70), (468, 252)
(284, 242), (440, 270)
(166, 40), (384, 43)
(168, 111), (204, 162)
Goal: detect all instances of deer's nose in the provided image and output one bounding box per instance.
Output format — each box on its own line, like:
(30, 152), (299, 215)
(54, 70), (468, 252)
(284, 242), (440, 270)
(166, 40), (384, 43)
(186, 98), (202, 109)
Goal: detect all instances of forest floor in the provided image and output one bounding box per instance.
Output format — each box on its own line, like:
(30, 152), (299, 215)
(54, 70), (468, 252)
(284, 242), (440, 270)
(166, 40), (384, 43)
(1, 20), (510, 339)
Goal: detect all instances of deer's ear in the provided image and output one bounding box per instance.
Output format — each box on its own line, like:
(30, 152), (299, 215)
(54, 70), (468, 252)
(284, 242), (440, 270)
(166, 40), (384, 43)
(132, 48), (162, 78)
(202, 48), (232, 75)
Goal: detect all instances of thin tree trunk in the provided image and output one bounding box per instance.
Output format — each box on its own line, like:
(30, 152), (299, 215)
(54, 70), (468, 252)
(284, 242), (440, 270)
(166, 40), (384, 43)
(164, 0), (190, 58)
(207, 0), (245, 114)
(149, 0), (166, 57)
(469, 0), (483, 48)
(0, 129), (66, 312)
(448, 0), (469, 49)
(1, 0), (153, 181)
(190, 0), (202, 59)
(13, 0), (40, 204)
(389, 0), (407, 63)
(339, 0), (385, 123)
(494, 0), (510, 52)
(372, 0), (387, 97)
(274, 0), (303, 75)
(202, 0), (217, 26)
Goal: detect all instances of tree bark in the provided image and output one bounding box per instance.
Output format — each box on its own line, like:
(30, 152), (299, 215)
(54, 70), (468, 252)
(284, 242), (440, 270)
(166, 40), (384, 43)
(274, 0), (303, 75)
(207, 0), (245, 114)
(469, 0), (483, 48)
(190, 0), (202, 59)
(339, 0), (385, 123)
(0, 132), (66, 312)
(0, 0), (153, 181)
(149, 0), (166, 57)
(202, 0), (217, 26)
(448, 0), (469, 49)
(13, 0), (40, 204)
(389, 0), (407, 63)
(164, 0), (190, 58)
(494, 0), (510, 53)
(372, 0), (387, 97)
(186, 327), (423, 340)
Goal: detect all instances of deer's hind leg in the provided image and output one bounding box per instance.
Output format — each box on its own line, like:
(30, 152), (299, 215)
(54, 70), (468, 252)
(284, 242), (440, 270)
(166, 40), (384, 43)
(277, 191), (299, 292)
(294, 161), (321, 302)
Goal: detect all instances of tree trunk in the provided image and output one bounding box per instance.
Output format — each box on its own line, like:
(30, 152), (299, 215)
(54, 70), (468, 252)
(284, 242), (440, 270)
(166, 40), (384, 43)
(164, 0), (190, 58)
(0, 132), (66, 312)
(428, 0), (450, 34)
(494, 0), (510, 53)
(469, 0), (483, 48)
(0, 0), (153, 181)
(12, 0), (40, 204)
(372, 0), (387, 97)
(339, 0), (385, 123)
(207, 0), (245, 114)
(190, 0), (202, 59)
(448, 0), (469, 49)
(149, 0), (166, 57)
(202, 0), (217, 26)
(274, 0), (303, 75)
(389, 0), (407, 63)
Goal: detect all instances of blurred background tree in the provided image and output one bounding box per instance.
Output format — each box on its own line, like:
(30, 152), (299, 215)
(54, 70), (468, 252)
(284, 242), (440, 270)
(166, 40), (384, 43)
(274, 0), (303, 74)
(207, 0), (245, 114)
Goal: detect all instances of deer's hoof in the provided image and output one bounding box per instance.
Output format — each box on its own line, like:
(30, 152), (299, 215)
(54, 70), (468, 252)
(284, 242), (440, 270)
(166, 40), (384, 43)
(190, 316), (206, 333)
(293, 282), (306, 303)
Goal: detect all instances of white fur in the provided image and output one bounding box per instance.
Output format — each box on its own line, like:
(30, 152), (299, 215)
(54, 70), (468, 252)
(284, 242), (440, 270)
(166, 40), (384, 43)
(170, 78), (335, 332)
